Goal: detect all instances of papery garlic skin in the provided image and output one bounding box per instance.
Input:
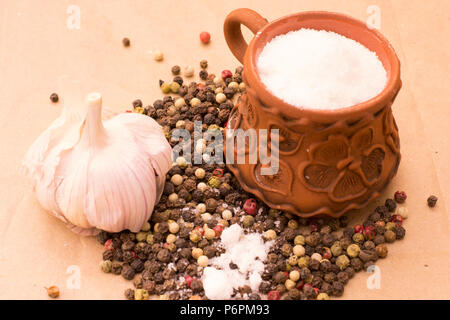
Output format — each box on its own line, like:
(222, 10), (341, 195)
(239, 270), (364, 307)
(23, 93), (172, 235)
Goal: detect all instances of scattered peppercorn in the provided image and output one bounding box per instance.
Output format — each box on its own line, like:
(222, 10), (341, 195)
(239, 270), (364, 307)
(171, 65), (181, 75)
(153, 50), (164, 61)
(427, 195), (438, 207)
(200, 31), (211, 44)
(122, 37), (130, 47)
(46, 286), (60, 298)
(394, 191), (407, 203)
(50, 93), (59, 103)
(184, 65), (194, 77)
(221, 70), (232, 79)
(200, 59), (208, 69)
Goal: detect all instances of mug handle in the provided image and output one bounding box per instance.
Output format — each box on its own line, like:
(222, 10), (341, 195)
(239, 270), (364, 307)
(224, 8), (269, 63)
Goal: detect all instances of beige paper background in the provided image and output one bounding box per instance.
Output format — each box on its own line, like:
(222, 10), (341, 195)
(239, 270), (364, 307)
(0, 0), (448, 299)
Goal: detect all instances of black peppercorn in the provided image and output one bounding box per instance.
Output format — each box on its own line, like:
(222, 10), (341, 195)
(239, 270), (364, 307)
(157, 248), (171, 263)
(132, 99), (142, 108)
(427, 195), (438, 207)
(124, 288), (134, 300)
(331, 281), (344, 296)
(111, 261), (123, 275)
(199, 70), (208, 80)
(131, 259), (145, 272)
(171, 65), (181, 75)
(200, 59), (208, 69)
(173, 76), (183, 86)
(123, 251), (135, 264)
(394, 225), (406, 239)
(143, 280), (156, 293)
(50, 93), (59, 103)
(121, 265), (136, 280)
(103, 250), (114, 261)
(385, 198), (397, 212)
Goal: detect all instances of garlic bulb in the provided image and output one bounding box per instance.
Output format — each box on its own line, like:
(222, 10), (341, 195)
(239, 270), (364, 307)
(23, 93), (172, 236)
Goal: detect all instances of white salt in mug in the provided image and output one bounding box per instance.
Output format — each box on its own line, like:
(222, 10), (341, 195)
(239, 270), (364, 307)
(223, 9), (402, 217)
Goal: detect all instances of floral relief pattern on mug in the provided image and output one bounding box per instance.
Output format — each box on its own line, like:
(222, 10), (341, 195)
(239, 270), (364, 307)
(268, 123), (304, 155)
(253, 159), (294, 196)
(383, 106), (400, 154)
(226, 106), (241, 130)
(298, 126), (386, 202)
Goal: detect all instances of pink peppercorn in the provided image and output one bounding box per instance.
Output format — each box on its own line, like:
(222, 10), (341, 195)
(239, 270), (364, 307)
(221, 69), (232, 79)
(267, 290), (280, 300)
(303, 283), (313, 290)
(194, 226), (205, 236)
(185, 275), (193, 287)
(391, 214), (403, 226)
(363, 225), (376, 240)
(309, 221), (320, 232)
(322, 248), (332, 260)
(131, 251), (137, 259)
(394, 191), (407, 203)
(354, 225), (364, 234)
(200, 32), (211, 44)
(213, 225), (224, 237)
(104, 239), (114, 251)
(243, 199), (258, 216)
(213, 168), (224, 178)
(296, 281), (304, 290)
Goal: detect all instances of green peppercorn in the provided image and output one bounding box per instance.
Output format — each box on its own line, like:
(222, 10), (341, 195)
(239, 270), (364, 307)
(336, 255), (350, 270)
(161, 82), (171, 94)
(385, 222), (396, 231)
(134, 106), (146, 114)
(384, 230), (396, 243)
(352, 232), (365, 244)
(134, 289), (149, 300)
(170, 82), (180, 93)
(331, 242), (343, 257)
(268, 208), (280, 218)
(376, 244), (388, 258)
(136, 231), (147, 242)
(317, 293), (330, 300)
(190, 230), (202, 243)
(287, 220), (298, 229)
(346, 244), (360, 258)
(288, 255), (298, 266)
(297, 256), (310, 268)
(242, 215), (255, 227)
(294, 235), (305, 245)
(208, 176), (221, 188)
(146, 233), (154, 244)
(100, 260), (112, 273)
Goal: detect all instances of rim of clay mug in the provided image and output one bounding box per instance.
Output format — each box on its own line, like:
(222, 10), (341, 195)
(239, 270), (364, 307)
(245, 11), (401, 123)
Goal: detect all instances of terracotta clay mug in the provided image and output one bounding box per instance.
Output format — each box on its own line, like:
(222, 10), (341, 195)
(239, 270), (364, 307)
(223, 8), (402, 218)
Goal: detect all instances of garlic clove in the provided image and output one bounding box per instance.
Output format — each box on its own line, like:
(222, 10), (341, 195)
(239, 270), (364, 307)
(113, 113), (172, 200)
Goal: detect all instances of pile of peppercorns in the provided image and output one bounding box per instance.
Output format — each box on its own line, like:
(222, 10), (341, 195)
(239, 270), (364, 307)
(96, 62), (407, 300)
